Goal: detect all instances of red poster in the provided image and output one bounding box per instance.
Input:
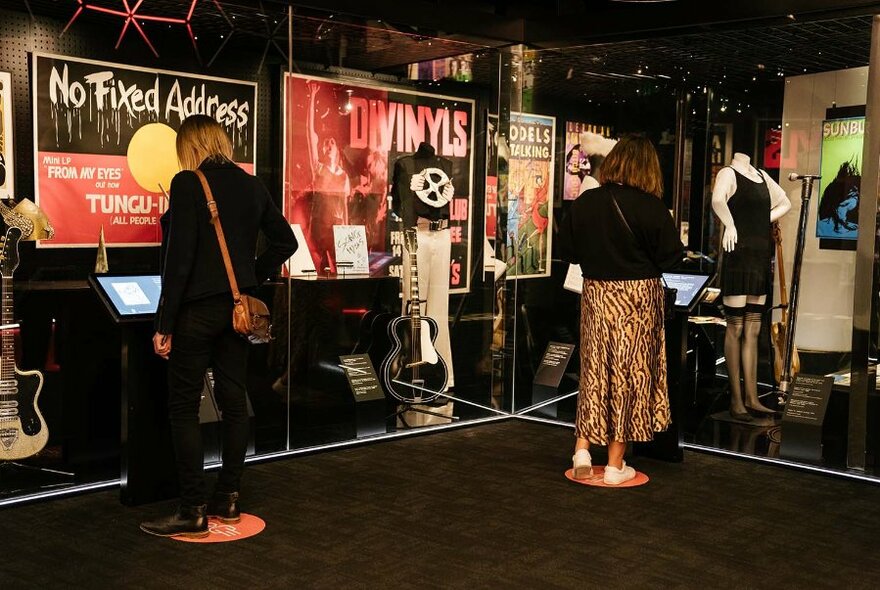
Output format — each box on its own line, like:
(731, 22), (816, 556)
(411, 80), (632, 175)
(283, 74), (475, 293)
(33, 53), (257, 247)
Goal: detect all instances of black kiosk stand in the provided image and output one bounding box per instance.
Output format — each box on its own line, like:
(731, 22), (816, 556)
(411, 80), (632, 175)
(634, 272), (712, 462)
(90, 274), (242, 505)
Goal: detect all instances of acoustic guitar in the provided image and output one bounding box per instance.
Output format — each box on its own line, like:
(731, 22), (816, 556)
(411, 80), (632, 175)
(771, 222), (800, 384)
(0, 226), (49, 460)
(380, 229), (448, 403)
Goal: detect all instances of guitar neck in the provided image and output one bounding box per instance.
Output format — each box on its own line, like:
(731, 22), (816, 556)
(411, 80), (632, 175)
(774, 229), (789, 321)
(409, 249), (422, 364)
(1, 276), (14, 377)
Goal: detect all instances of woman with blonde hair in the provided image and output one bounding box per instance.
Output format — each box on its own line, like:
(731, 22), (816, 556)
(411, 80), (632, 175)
(141, 114), (296, 537)
(558, 136), (682, 485)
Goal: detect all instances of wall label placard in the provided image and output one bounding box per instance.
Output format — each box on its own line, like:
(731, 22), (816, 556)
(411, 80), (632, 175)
(533, 342), (575, 389)
(782, 374), (833, 425)
(339, 354), (384, 402)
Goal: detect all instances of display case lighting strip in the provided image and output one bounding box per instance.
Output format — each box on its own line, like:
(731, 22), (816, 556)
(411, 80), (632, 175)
(0, 479), (118, 509)
(682, 443), (880, 484)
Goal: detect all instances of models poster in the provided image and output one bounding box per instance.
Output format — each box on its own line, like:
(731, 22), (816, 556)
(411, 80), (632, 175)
(283, 73), (475, 293)
(562, 121), (611, 201)
(33, 53), (257, 247)
(506, 112), (555, 280)
(817, 116), (863, 241)
(0, 72), (13, 198)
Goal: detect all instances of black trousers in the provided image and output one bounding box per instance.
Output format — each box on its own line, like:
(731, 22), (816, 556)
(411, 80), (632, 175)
(167, 294), (249, 506)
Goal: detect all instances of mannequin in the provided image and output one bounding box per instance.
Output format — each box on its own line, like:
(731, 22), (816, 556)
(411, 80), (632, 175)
(390, 142), (455, 393)
(712, 153), (791, 420)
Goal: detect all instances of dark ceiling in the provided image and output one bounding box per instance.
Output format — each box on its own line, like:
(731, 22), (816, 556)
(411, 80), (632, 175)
(10, 0), (878, 107)
(527, 15), (873, 106)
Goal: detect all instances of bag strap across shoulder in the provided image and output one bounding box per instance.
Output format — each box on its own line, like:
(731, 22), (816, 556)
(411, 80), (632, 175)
(607, 185), (669, 287)
(194, 169), (242, 304)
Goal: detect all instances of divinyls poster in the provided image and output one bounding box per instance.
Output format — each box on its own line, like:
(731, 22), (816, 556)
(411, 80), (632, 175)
(817, 116), (863, 242)
(506, 112), (555, 280)
(562, 121), (612, 201)
(283, 73), (474, 293)
(33, 53), (257, 247)
(0, 72), (13, 198)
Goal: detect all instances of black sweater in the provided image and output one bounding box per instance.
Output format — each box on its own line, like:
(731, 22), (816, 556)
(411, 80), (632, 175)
(155, 160), (297, 334)
(558, 184), (682, 280)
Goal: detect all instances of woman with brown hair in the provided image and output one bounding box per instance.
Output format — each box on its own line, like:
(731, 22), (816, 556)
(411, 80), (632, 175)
(141, 115), (296, 537)
(558, 136), (682, 485)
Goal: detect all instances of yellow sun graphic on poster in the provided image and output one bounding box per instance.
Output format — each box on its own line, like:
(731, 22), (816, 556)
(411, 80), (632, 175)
(127, 123), (179, 194)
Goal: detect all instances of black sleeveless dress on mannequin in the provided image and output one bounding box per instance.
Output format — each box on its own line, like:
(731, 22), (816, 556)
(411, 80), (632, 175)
(721, 167), (771, 296)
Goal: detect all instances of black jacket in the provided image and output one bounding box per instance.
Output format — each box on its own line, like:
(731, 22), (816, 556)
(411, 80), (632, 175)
(558, 183), (682, 280)
(390, 146), (454, 227)
(155, 159), (297, 334)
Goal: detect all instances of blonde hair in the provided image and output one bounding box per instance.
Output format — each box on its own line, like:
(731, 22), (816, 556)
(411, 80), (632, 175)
(597, 136), (664, 198)
(175, 114), (234, 171)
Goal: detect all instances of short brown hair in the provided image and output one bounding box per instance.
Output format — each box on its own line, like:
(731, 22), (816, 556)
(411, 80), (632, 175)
(176, 114), (234, 171)
(597, 136), (664, 198)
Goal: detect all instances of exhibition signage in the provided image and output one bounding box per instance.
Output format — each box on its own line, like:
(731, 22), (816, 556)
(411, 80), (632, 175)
(33, 53), (257, 247)
(283, 73), (475, 293)
(339, 354), (384, 402)
(780, 374), (833, 462)
(534, 342), (575, 389)
(506, 112), (556, 279)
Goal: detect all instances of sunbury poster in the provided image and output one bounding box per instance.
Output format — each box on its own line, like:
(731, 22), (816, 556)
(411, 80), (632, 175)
(817, 116), (863, 241)
(283, 73), (475, 293)
(506, 112), (555, 279)
(33, 53), (257, 247)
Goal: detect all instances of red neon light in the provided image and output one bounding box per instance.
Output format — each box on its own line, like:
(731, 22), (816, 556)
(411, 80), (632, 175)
(342, 308), (370, 315)
(62, 0), (205, 59)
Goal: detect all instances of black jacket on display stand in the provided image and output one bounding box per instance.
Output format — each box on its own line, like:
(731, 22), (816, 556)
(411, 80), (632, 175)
(390, 142), (454, 226)
(155, 159), (297, 334)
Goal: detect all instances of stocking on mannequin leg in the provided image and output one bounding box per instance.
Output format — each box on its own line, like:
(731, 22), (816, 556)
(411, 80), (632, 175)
(723, 304), (750, 421)
(742, 302), (775, 415)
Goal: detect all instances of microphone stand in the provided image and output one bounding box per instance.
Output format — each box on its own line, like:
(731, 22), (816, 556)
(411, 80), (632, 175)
(777, 173), (819, 404)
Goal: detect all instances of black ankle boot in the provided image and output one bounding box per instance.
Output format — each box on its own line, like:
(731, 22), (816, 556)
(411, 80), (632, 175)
(207, 492), (241, 523)
(140, 505), (208, 538)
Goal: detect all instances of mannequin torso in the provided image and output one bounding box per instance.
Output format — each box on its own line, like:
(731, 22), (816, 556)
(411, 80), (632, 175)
(712, 153), (792, 307)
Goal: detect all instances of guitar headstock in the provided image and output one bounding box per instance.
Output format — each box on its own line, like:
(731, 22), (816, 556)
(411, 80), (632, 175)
(403, 228), (418, 255)
(0, 226), (23, 278)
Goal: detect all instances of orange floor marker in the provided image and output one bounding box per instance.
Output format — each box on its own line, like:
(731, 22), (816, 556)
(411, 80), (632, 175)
(172, 513), (266, 543)
(564, 466), (649, 488)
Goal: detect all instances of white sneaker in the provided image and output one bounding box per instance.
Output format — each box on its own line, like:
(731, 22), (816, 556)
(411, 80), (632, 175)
(603, 461), (636, 485)
(572, 449), (593, 479)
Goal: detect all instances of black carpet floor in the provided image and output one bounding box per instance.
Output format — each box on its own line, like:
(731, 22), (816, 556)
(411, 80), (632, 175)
(4, 419), (880, 589)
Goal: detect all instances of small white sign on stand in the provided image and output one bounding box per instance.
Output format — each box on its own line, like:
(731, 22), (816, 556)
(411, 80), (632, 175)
(284, 224), (317, 277)
(563, 264), (583, 294)
(333, 224), (369, 275)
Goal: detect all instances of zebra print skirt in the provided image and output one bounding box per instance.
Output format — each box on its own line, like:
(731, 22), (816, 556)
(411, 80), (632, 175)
(575, 277), (671, 444)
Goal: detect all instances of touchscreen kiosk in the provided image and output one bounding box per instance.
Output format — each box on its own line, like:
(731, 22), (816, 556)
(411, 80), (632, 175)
(661, 272), (712, 311)
(90, 274), (162, 323)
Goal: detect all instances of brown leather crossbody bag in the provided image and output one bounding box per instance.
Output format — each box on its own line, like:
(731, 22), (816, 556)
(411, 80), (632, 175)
(194, 170), (272, 344)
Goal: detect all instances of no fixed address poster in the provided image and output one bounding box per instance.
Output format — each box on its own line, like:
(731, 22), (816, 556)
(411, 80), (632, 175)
(283, 73), (475, 293)
(33, 53), (257, 247)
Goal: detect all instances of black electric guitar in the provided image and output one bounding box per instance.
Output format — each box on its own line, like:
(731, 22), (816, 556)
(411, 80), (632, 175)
(381, 229), (448, 403)
(0, 226), (48, 460)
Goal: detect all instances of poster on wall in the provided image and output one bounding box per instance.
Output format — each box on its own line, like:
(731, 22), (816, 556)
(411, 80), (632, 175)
(0, 72), (13, 198)
(506, 112), (555, 280)
(562, 121), (612, 201)
(33, 53), (257, 248)
(817, 116), (863, 242)
(283, 73), (475, 293)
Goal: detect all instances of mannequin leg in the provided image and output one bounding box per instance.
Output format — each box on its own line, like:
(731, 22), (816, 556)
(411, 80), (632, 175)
(723, 302), (749, 420)
(742, 301), (774, 414)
